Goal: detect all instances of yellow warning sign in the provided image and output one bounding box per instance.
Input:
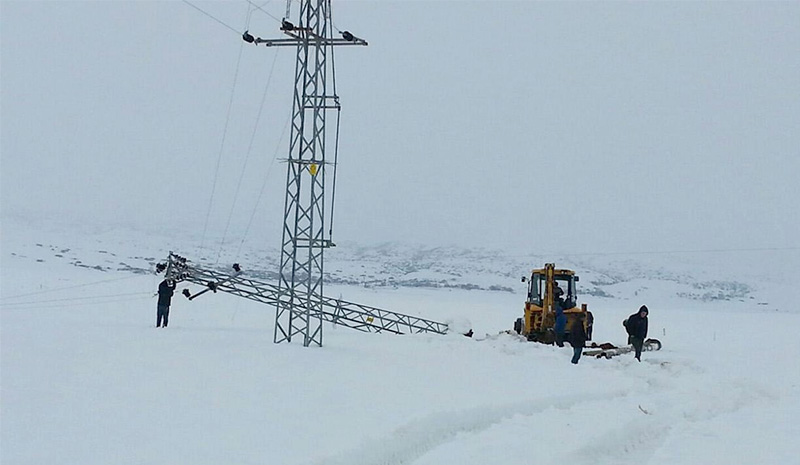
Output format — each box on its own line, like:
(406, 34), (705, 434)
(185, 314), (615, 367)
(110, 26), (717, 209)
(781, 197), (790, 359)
(309, 164), (318, 176)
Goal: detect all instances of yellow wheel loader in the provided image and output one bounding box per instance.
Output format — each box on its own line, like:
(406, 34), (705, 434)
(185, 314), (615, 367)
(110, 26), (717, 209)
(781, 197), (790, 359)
(514, 263), (591, 344)
(514, 263), (662, 357)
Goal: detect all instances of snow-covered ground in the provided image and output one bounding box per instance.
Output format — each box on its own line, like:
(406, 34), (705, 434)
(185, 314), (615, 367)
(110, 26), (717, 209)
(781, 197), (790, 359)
(2, 218), (799, 465)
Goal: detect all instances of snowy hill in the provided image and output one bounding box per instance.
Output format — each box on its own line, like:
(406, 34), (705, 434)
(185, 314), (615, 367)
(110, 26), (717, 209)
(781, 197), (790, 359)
(2, 217), (799, 465)
(2, 215), (792, 312)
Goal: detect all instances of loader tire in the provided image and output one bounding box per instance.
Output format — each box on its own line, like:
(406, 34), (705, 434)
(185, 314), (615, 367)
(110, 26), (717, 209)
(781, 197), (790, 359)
(644, 338), (662, 351)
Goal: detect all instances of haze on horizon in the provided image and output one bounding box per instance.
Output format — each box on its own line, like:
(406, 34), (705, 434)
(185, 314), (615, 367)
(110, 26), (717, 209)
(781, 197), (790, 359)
(2, 1), (798, 257)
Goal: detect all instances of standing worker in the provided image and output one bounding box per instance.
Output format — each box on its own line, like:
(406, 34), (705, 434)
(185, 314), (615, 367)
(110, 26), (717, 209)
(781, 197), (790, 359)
(554, 305), (566, 347)
(624, 305), (649, 361)
(553, 282), (566, 347)
(553, 281), (564, 299)
(157, 279), (176, 328)
(586, 311), (594, 341)
(568, 313), (587, 364)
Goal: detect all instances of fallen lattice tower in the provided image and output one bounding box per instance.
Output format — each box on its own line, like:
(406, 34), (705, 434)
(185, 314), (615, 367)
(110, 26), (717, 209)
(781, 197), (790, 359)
(162, 253), (449, 338)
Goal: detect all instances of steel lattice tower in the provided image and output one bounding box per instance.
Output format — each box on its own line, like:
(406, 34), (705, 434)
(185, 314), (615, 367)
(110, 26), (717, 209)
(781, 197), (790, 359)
(248, 1), (366, 346)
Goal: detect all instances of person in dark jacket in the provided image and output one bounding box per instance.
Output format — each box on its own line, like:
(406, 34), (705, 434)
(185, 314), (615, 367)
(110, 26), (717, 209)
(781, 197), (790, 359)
(554, 304), (567, 347)
(552, 282), (566, 346)
(568, 314), (587, 364)
(156, 279), (176, 328)
(586, 311), (594, 341)
(553, 282), (564, 300)
(624, 305), (649, 361)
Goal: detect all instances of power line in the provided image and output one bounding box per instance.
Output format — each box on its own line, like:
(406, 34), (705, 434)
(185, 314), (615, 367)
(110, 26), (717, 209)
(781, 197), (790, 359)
(216, 47), (283, 263)
(245, 0), (285, 24)
(182, 0), (242, 35)
(235, 111), (292, 258)
(0, 292), (153, 308)
(0, 274), (146, 301)
(200, 22), (248, 254)
(1, 295), (153, 310)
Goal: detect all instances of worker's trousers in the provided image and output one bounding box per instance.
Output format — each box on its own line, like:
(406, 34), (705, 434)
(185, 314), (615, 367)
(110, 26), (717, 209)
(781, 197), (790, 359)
(631, 337), (644, 361)
(157, 304), (170, 327)
(571, 346), (582, 364)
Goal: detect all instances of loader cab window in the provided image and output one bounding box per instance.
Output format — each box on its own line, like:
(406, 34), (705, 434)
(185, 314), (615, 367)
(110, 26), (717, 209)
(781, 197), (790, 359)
(556, 275), (578, 309)
(528, 274), (578, 307)
(528, 273), (544, 306)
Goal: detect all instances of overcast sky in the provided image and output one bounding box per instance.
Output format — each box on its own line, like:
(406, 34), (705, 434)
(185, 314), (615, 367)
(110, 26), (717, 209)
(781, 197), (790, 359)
(2, 1), (798, 256)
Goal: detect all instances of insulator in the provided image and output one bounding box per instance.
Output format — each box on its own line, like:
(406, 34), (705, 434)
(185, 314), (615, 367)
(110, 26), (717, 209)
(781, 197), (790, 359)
(182, 289), (191, 299)
(341, 31), (354, 41)
(233, 263), (241, 273)
(281, 20), (295, 31)
(242, 31), (255, 43)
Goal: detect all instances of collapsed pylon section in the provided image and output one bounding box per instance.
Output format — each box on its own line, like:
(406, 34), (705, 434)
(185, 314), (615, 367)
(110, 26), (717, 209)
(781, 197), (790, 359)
(161, 253), (449, 337)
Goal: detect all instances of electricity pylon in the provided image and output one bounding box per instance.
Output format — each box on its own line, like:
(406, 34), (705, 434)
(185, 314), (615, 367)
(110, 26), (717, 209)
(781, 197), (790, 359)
(244, 1), (367, 346)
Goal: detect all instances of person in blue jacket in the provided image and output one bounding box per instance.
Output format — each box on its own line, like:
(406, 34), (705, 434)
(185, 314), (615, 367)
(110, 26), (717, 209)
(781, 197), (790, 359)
(554, 305), (567, 347)
(552, 282), (567, 346)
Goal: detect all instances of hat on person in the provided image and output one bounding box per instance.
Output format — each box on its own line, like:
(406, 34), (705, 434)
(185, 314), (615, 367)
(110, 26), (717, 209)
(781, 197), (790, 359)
(639, 305), (649, 314)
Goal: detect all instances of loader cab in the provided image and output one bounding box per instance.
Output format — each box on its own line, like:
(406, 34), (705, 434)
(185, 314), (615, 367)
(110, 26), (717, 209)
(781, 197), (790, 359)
(526, 272), (579, 309)
(517, 263), (588, 343)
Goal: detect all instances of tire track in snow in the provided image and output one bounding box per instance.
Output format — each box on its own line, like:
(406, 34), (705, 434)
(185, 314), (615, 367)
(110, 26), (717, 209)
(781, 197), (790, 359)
(566, 359), (775, 465)
(312, 357), (774, 465)
(568, 414), (673, 465)
(310, 390), (632, 465)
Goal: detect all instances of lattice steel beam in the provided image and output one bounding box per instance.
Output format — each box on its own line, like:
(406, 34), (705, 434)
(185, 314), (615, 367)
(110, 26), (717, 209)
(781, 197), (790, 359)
(164, 253), (448, 336)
